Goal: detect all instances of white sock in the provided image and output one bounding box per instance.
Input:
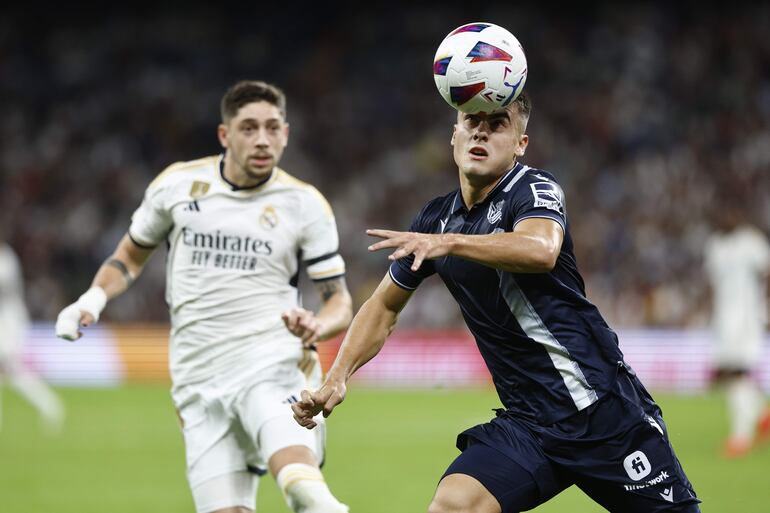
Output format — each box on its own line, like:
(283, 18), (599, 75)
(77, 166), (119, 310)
(727, 376), (762, 441)
(276, 463), (348, 513)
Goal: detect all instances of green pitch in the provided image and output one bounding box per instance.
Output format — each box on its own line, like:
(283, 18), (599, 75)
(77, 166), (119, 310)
(1, 385), (767, 512)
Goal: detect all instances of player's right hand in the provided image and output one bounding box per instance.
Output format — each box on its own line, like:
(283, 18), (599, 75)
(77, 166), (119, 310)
(55, 287), (107, 341)
(291, 380), (347, 429)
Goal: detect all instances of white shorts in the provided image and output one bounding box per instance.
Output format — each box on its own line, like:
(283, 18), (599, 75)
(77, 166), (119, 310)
(177, 350), (325, 511)
(713, 321), (764, 370)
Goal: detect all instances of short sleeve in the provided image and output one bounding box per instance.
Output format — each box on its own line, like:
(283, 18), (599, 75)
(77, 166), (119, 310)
(388, 204), (437, 291)
(301, 189), (346, 282)
(511, 172), (567, 231)
(128, 181), (173, 248)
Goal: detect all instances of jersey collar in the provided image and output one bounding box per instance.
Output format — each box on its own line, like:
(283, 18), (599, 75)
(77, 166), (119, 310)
(451, 163), (523, 214)
(218, 153), (275, 191)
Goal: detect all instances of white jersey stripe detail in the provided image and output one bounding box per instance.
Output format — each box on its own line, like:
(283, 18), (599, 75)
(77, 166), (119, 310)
(504, 165), (530, 192)
(498, 271), (598, 411)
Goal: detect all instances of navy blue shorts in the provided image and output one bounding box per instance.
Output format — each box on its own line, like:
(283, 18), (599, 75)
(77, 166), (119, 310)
(443, 369), (701, 512)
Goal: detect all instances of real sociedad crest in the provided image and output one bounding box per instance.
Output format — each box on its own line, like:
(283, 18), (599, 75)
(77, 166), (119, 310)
(487, 200), (504, 224)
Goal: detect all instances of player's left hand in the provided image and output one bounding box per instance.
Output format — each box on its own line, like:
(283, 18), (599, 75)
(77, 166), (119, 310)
(367, 229), (450, 271)
(282, 308), (324, 347)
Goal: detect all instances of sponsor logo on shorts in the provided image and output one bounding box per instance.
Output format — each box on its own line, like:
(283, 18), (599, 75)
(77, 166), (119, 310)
(647, 415), (664, 436)
(623, 470), (670, 491)
(623, 450), (652, 481)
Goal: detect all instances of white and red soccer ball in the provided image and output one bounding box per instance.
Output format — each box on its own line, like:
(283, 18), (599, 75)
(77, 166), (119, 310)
(433, 22), (528, 114)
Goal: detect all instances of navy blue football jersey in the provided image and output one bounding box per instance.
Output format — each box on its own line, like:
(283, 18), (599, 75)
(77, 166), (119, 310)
(389, 163), (627, 425)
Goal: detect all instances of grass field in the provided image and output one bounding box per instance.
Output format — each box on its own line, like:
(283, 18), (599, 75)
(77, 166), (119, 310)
(1, 385), (768, 512)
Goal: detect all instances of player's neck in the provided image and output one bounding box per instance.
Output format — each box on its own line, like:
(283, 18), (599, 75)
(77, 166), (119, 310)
(459, 168), (508, 209)
(222, 159), (273, 190)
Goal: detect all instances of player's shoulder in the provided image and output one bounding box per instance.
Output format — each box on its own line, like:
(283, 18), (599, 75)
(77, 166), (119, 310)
(504, 164), (568, 221)
(274, 167), (321, 193)
(737, 226), (770, 254)
(273, 167), (334, 214)
(412, 190), (457, 228)
(148, 155), (220, 190)
(516, 165), (562, 187)
(499, 164), (562, 200)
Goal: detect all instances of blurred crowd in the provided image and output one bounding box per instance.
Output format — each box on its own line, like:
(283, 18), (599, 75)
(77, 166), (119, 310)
(1, 4), (769, 328)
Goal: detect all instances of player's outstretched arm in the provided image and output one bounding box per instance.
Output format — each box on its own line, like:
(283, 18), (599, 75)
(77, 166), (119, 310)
(281, 276), (353, 347)
(367, 217), (563, 274)
(292, 273), (412, 428)
(55, 234), (154, 341)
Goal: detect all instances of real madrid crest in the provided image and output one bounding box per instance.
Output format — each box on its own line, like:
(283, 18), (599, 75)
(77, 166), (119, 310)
(260, 205), (278, 229)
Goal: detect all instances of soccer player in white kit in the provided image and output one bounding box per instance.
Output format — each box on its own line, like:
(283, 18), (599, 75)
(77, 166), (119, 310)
(55, 81), (353, 513)
(704, 206), (770, 458)
(0, 241), (64, 433)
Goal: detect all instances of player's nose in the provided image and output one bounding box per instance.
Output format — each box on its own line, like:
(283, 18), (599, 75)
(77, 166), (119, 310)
(472, 127), (489, 141)
(254, 127), (271, 146)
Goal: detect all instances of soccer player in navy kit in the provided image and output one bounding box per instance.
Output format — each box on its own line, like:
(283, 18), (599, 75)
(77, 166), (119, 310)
(292, 91), (700, 512)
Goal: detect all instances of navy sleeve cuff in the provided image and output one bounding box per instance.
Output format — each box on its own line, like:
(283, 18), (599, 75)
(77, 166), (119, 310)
(388, 262), (423, 291)
(513, 211), (566, 232)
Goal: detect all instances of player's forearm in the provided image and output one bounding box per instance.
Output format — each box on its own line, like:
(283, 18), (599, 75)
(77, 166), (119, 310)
(444, 231), (559, 273)
(326, 297), (397, 383)
(90, 263), (135, 300)
(92, 234), (154, 301)
(314, 290), (353, 341)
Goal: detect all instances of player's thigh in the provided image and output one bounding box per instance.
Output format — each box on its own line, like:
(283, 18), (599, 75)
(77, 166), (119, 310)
(259, 409), (323, 471)
(190, 470), (257, 513)
(435, 441), (543, 513)
(237, 374), (324, 464)
(430, 473), (501, 513)
(178, 395), (247, 488)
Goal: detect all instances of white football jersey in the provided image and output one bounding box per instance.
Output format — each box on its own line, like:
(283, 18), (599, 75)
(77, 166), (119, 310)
(129, 155), (345, 388)
(705, 226), (770, 348)
(0, 243), (29, 356)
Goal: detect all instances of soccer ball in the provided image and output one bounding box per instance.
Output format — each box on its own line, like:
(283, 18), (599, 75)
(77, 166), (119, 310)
(433, 22), (528, 114)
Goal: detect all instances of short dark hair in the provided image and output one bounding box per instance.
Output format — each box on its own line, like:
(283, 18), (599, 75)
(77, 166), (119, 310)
(511, 90), (531, 131)
(220, 80), (287, 123)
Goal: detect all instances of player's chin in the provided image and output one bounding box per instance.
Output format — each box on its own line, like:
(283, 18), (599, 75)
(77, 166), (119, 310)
(461, 160), (497, 178)
(246, 164), (274, 180)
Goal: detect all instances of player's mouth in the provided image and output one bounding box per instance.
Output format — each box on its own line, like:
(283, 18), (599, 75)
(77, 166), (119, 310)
(468, 146), (488, 160)
(249, 154), (273, 166)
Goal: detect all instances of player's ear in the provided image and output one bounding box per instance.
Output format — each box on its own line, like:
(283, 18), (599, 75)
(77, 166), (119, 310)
(514, 134), (529, 156)
(217, 123), (229, 149)
(451, 124), (457, 146)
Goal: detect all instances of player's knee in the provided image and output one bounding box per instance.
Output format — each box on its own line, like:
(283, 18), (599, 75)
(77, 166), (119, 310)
(276, 463), (348, 513)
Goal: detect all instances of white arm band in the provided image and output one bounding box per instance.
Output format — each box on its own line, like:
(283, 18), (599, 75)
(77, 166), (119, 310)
(75, 286), (108, 321)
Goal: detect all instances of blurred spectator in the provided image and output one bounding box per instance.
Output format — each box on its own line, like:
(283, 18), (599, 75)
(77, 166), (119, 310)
(1, 5), (769, 328)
